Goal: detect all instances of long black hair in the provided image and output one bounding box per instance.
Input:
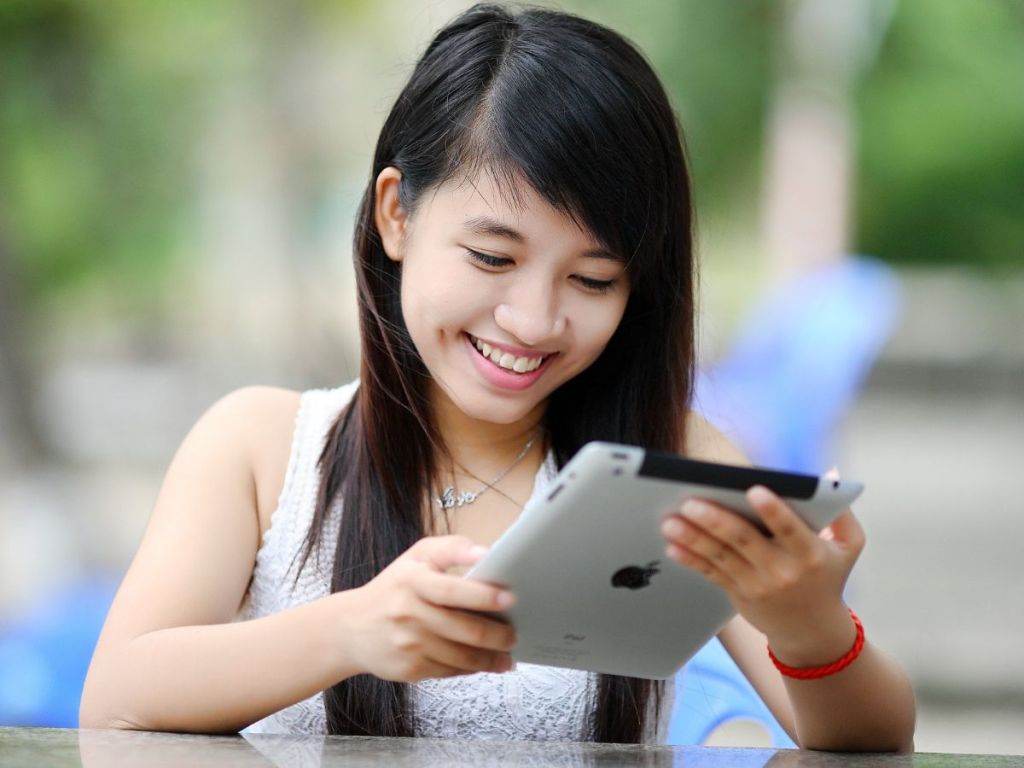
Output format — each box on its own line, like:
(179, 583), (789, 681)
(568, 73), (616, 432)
(301, 3), (696, 743)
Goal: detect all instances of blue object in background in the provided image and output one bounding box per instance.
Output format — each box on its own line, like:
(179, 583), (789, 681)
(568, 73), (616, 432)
(670, 636), (793, 747)
(669, 256), (901, 746)
(0, 576), (118, 727)
(694, 256), (902, 473)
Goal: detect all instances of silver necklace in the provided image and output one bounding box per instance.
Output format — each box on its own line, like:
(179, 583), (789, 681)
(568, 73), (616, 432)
(434, 431), (540, 510)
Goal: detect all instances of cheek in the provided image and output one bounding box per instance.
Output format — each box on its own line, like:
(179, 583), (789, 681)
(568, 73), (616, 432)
(575, 296), (629, 358)
(399, 258), (487, 343)
(400, 260), (448, 318)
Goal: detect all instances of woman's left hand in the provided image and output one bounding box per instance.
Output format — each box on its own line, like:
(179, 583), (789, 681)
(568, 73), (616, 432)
(661, 483), (866, 665)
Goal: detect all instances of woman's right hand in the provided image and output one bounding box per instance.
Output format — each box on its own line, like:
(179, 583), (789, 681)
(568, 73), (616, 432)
(338, 535), (518, 682)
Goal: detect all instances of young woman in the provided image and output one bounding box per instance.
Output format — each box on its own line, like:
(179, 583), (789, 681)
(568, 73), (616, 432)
(80, 3), (915, 749)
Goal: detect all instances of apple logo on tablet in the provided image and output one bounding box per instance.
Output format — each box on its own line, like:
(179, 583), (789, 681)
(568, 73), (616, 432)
(611, 561), (660, 590)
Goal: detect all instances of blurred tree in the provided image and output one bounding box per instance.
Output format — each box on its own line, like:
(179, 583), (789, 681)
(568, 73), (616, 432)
(856, 0), (1024, 270)
(761, 0), (897, 277)
(569, 0), (781, 219)
(0, 0), (229, 454)
(0, 0), (1020, 334)
(576, 0), (1024, 273)
(0, 212), (45, 462)
(0, 0), (96, 460)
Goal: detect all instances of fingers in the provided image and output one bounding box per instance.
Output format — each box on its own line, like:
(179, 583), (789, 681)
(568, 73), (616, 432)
(415, 601), (517, 653)
(660, 486), (864, 641)
(406, 535), (488, 571)
(746, 486), (818, 557)
(821, 468), (841, 540)
(380, 645), (487, 681)
(420, 637), (514, 675)
(403, 658), (468, 681)
(389, 598), (516, 675)
(659, 507), (749, 593)
(413, 569), (515, 613)
(746, 480), (865, 558)
(663, 492), (830, 597)
(415, 601), (516, 675)
(677, 499), (775, 566)
(365, 536), (521, 681)
(664, 540), (737, 590)
(661, 501), (764, 589)
(823, 508), (866, 555)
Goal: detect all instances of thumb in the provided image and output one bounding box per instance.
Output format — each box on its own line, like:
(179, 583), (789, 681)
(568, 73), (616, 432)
(822, 508), (865, 553)
(819, 466), (865, 549)
(407, 535), (488, 571)
(818, 466), (843, 541)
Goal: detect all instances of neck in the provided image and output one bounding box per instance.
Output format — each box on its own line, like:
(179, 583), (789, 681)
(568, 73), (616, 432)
(429, 383), (546, 474)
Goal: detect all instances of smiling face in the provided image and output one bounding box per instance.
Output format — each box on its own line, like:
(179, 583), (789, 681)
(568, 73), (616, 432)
(375, 168), (630, 428)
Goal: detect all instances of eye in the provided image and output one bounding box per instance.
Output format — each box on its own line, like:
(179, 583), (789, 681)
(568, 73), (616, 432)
(573, 275), (617, 294)
(466, 249), (512, 268)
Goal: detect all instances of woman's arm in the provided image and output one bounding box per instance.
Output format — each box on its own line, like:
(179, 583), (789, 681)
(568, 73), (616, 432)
(719, 590), (915, 751)
(675, 413), (916, 752)
(84, 593), (368, 733)
(79, 386), (349, 732)
(80, 387), (517, 733)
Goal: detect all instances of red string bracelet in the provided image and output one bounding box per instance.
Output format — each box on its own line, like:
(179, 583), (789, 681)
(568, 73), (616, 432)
(768, 609), (865, 680)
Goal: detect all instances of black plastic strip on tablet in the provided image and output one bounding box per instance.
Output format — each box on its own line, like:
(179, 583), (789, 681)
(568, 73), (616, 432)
(638, 451), (818, 499)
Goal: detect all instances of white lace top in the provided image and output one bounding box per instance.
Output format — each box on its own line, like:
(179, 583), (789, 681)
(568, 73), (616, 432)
(238, 382), (672, 742)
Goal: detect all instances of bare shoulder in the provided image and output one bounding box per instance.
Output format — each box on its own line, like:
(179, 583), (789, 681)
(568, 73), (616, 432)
(201, 385), (301, 435)
(89, 386), (300, 656)
(197, 386), (300, 466)
(211, 386), (302, 536)
(683, 410), (751, 466)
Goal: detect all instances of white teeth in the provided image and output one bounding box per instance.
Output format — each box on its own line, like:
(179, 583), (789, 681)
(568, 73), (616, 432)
(472, 336), (545, 374)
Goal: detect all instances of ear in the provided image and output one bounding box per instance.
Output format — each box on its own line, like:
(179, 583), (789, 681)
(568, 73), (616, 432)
(374, 167), (408, 263)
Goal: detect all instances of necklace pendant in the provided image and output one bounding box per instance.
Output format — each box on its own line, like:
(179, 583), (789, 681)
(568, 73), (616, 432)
(433, 429), (539, 511)
(435, 487), (479, 510)
(456, 490), (479, 507)
(436, 487), (457, 510)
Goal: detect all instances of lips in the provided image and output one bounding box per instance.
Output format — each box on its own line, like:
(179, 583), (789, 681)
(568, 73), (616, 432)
(468, 334), (549, 374)
(463, 333), (556, 391)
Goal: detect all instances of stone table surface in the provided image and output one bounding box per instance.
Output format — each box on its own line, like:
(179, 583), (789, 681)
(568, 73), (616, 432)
(1, 728), (1021, 768)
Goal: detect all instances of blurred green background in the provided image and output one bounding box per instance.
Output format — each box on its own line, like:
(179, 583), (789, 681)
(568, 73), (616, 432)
(1, 0), (1022, 753)
(3, 0), (1022, 309)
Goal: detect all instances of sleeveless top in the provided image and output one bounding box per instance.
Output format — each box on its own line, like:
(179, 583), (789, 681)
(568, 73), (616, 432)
(238, 382), (673, 742)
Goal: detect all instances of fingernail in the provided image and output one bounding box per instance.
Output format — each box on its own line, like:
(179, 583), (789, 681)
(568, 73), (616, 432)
(497, 590), (516, 608)
(469, 545), (488, 558)
(747, 485), (770, 502)
(682, 500), (708, 520)
(661, 518), (685, 538)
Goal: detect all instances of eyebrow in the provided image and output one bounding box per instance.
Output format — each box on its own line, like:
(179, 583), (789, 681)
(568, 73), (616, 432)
(463, 215), (622, 262)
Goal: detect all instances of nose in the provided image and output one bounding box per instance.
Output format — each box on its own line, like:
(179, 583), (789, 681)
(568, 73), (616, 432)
(494, 282), (566, 347)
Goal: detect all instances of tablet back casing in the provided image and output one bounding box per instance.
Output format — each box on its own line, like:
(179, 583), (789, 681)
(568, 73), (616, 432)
(466, 442), (863, 680)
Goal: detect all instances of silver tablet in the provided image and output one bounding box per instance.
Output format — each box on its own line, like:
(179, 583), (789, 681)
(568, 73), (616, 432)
(466, 442), (863, 679)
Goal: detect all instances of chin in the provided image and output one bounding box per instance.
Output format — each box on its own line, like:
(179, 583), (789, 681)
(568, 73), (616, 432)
(445, 378), (553, 423)
(456, 394), (540, 425)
